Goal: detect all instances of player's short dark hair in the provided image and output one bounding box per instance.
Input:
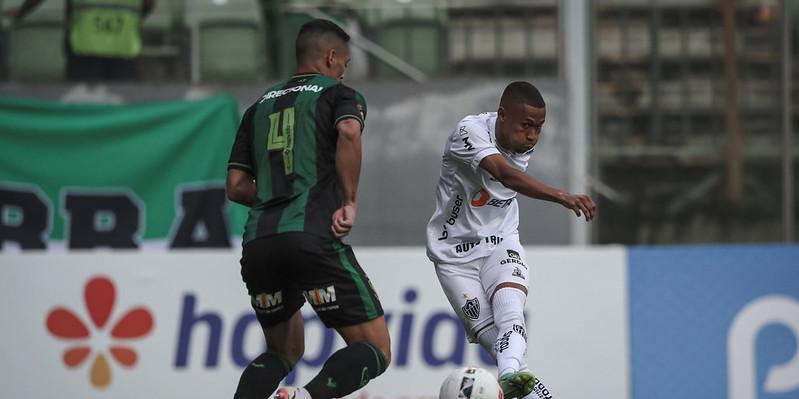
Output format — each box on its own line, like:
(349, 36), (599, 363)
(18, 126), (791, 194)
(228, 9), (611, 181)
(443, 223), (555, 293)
(296, 19), (350, 64)
(500, 81), (545, 108)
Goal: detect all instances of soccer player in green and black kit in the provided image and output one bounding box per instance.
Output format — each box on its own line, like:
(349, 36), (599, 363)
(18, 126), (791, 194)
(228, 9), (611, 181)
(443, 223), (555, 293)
(226, 19), (390, 399)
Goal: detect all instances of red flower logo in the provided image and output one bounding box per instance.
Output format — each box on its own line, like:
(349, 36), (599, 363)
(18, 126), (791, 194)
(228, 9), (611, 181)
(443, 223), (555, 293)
(45, 276), (154, 389)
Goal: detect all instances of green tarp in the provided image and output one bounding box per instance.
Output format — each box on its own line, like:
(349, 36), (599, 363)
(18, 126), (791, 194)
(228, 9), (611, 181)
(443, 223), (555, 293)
(0, 95), (248, 248)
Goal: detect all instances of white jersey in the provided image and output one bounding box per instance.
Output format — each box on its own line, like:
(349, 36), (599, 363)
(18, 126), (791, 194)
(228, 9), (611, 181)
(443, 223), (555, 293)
(426, 112), (532, 264)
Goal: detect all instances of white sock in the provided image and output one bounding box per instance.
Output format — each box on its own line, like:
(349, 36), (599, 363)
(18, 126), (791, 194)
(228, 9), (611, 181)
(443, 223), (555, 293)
(492, 287), (528, 377)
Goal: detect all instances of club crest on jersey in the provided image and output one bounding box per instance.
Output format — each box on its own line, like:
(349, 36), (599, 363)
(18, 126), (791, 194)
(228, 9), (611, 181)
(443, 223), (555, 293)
(507, 249), (521, 260)
(462, 297), (480, 320)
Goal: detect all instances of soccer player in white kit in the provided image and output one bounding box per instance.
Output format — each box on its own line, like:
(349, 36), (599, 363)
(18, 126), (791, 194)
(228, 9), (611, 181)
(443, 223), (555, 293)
(426, 82), (596, 399)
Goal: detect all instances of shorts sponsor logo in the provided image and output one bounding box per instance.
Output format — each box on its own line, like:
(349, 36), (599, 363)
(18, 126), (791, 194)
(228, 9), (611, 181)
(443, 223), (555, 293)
(461, 297), (480, 320)
(500, 259), (525, 267)
(501, 249), (526, 267)
(304, 286), (338, 311)
(253, 291), (283, 314)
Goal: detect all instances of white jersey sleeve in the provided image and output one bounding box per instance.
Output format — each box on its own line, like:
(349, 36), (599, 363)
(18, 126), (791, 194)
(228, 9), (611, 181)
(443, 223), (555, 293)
(449, 119), (501, 172)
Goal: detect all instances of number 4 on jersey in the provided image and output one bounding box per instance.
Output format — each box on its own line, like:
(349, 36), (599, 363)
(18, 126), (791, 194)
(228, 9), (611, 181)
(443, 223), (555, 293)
(267, 107), (295, 175)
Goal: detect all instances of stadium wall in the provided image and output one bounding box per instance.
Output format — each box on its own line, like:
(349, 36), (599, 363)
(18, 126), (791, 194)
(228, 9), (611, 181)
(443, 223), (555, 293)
(2, 245), (797, 399)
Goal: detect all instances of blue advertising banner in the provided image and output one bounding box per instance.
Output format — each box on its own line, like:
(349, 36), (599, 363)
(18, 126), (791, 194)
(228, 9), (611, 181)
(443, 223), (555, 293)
(629, 245), (799, 399)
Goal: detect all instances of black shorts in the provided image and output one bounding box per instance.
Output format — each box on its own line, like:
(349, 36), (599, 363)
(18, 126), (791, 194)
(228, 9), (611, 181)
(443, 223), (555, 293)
(240, 232), (384, 329)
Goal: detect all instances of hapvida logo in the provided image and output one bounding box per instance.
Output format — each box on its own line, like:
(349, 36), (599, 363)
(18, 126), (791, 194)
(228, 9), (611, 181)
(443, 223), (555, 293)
(45, 276), (154, 389)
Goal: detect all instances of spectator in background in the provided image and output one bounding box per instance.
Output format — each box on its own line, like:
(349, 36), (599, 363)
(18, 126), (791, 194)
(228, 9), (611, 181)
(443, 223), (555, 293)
(13, 0), (154, 81)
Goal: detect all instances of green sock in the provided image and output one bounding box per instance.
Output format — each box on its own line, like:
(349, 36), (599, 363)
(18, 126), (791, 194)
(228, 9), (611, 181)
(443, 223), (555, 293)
(304, 342), (388, 399)
(233, 352), (293, 399)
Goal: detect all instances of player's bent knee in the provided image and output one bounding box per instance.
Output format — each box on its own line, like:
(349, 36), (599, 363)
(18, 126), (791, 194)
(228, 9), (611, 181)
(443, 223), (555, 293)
(359, 332), (391, 369)
(365, 339), (391, 377)
(491, 283), (528, 300)
(338, 316), (392, 367)
(491, 286), (527, 329)
(374, 340), (392, 368)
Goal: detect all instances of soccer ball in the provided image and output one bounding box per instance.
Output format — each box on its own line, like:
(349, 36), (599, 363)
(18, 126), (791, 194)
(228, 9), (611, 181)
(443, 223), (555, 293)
(439, 367), (503, 399)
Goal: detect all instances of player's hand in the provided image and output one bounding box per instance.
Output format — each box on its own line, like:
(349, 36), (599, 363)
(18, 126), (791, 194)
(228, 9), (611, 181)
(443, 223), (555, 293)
(561, 193), (596, 221)
(331, 203), (357, 238)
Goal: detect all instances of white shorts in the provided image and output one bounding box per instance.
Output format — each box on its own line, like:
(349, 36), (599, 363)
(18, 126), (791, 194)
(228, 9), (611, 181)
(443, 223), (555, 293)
(434, 234), (529, 343)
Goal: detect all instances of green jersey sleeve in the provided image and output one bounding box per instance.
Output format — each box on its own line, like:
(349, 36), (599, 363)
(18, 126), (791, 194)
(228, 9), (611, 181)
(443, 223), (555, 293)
(332, 85), (367, 131)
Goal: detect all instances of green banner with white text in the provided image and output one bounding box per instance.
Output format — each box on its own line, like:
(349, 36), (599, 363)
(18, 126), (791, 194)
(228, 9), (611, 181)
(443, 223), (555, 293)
(0, 95), (248, 250)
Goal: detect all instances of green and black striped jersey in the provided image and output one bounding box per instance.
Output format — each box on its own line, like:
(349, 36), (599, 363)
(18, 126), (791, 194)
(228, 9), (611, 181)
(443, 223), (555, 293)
(228, 73), (367, 244)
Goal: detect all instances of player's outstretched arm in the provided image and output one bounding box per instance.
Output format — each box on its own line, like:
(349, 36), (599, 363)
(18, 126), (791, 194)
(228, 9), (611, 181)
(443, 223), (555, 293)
(226, 169), (256, 207)
(479, 154), (597, 221)
(332, 118), (362, 237)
